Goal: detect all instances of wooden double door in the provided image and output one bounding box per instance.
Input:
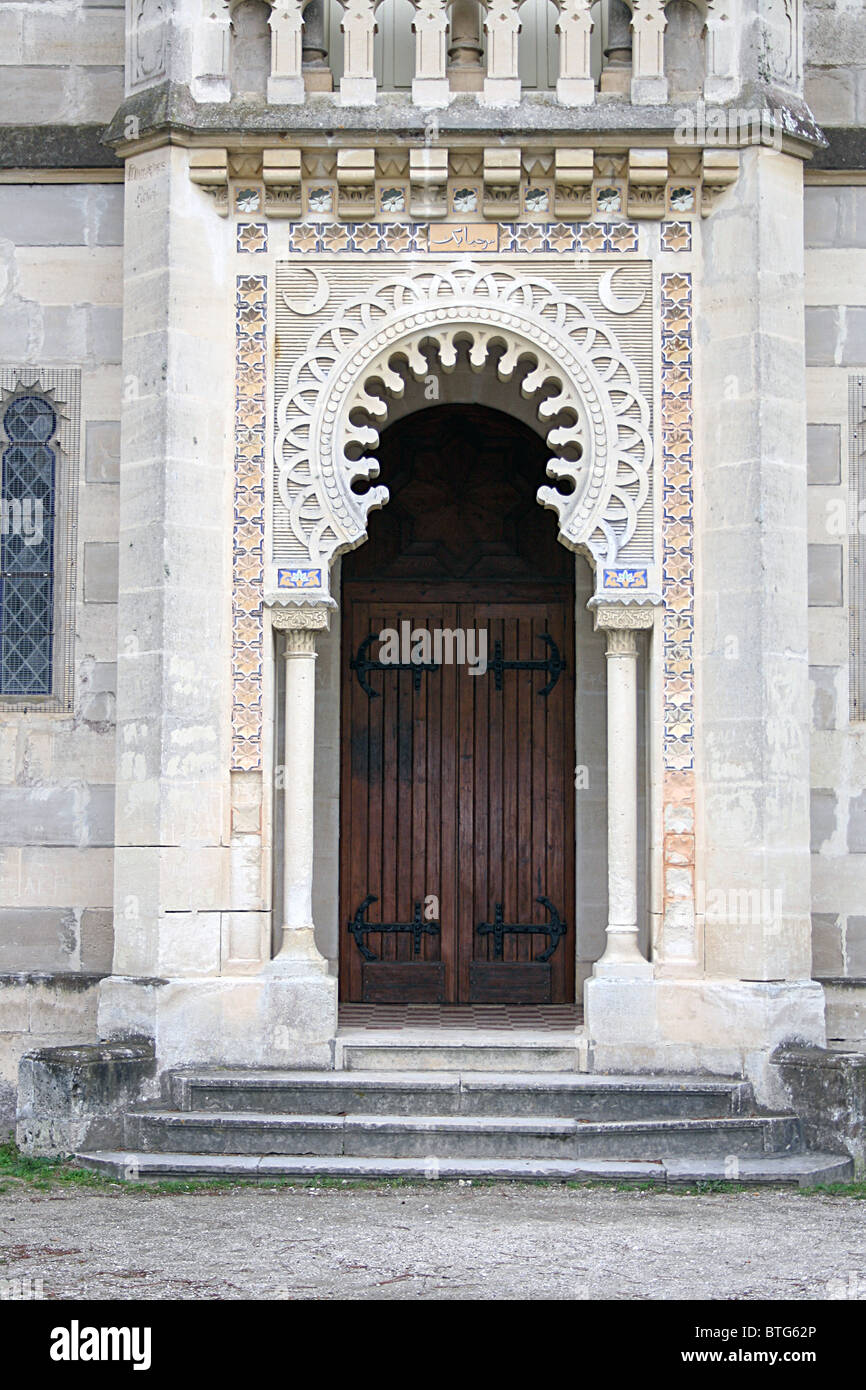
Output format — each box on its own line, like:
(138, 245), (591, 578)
(337, 398), (579, 1005)
(339, 591), (576, 1003)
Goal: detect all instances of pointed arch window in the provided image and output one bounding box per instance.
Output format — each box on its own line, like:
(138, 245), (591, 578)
(0, 394), (58, 695)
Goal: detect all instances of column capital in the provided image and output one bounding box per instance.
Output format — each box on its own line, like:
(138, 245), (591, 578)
(604, 627), (639, 657)
(284, 628), (318, 656)
(592, 601), (656, 632)
(270, 604), (331, 632)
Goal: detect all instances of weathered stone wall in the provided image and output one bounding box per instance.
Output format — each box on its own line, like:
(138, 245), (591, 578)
(0, 0), (124, 127)
(0, 6), (125, 1126)
(805, 179), (866, 989)
(805, 0), (866, 129)
(0, 974), (103, 1133)
(0, 182), (123, 981)
(0, 171), (124, 1109)
(698, 146), (813, 984)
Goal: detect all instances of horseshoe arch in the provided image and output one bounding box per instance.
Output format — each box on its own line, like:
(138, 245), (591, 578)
(268, 259), (655, 607)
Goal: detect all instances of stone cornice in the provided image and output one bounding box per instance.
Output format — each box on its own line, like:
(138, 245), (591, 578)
(102, 80), (826, 160)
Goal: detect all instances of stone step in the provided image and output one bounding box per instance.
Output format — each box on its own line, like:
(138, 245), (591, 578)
(75, 1150), (855, 1189)
(168, 1069), (754, 1120)
(336, 1037), (586, 1073)
(127, 1108), (801, 1159)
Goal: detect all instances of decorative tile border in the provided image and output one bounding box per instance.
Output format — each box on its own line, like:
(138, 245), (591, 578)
(237, 222), (268, 253)
(661, 221), (692, 254)
(503, 221), (640, 254)
(660, 271), (696, 930)
(602, 567), (648, 590)
(288, 222), (426, 253)
(277, 567), (323, 589)
(284, 221), (641, 255)
(231, 274), (267, 772)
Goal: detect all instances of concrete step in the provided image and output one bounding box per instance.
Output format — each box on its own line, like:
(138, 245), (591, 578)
(168, 1069), (754, 1120)
(127, 1108), (801, 1159)
(75, 1150), (855, 1188)
(336, 1036), (586, 1073)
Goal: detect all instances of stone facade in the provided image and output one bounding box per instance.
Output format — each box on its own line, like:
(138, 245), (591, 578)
(0, 0), (864, 1145)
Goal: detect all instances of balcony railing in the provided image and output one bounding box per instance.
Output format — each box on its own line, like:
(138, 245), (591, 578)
(212, 0), (734, 109)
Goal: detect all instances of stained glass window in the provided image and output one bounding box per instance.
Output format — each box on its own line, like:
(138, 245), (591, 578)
(0, 395), (57, 695)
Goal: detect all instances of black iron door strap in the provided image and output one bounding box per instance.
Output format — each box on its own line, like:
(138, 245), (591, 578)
(349, 894), (442, 961)
(476, 896), (567, 961)
(489, 632), (565, 696)
(350, 633), (440, 699)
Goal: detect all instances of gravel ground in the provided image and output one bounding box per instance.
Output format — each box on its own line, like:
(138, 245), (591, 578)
(0, 1183), (864, 1301)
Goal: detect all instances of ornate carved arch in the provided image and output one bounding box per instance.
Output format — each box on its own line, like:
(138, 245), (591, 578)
(269, 259), (653, 606)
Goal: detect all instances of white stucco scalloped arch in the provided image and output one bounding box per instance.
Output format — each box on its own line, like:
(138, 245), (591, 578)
(271, 259), (652, 602)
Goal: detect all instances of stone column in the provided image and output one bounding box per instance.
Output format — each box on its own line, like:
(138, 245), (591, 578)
(481, 0), (523, 105)
(629, 0), (667, 105)
(411, 0), (451, 107)
(271, 614), (330, 976)
(553, 0), (594, 106)
(191, 0), (232, 101)
(337, 0), (382, 105)
(302, 0), (334, 91)
(448, 0), (484, 90)
(268, 0), (309, 103)
(594, 622), (652, 978)
(599, 0), (631, 94)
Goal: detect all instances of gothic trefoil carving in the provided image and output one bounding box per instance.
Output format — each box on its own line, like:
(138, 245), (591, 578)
(128, 0), (167, 92)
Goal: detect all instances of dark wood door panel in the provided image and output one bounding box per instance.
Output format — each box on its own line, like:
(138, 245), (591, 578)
(339, 402), (575, 1006)
(340, 595), (575, 1004)
(456, 602), (574, 1003)
(341, 598), (458, 1002)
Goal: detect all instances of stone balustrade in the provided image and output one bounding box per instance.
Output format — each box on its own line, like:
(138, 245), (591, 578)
(336, 0), (602, 107)
(186, 0), (739, 109)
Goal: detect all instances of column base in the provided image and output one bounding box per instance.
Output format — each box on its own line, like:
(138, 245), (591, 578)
(592, 927), (652, 978)
(593, 958), (654, 979)
(630, 75), (669, 105)
(481, 78), (521, 105)
(412, 77), (451, 107)
(191, 75), (231, 103)
(269, 925), (331, 976)
(557, 76), (596, 106)
(599, 66), (631, 96)
(339, 77), (377, 106)
(267, 75), (306, 105)
(304, 65), (334, 93)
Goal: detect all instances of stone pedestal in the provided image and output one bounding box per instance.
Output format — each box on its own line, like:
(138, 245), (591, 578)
(586, 977), (826, 1103)
(302, 0), (334, 91)
(599, 0), (632, 95)
(448, 0), (485, 91)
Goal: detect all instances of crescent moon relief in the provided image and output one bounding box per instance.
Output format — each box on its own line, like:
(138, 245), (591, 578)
(273, 262), (653, 586)
(598, 268), (646, 316)
(282, 268), (330, 317)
